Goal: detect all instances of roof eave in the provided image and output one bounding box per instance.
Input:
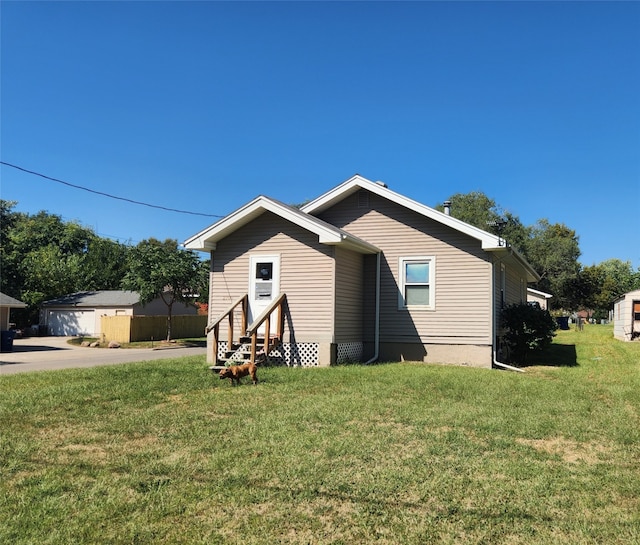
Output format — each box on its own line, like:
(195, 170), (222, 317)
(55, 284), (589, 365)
(184, 195), (380, 254)
(488, 246), (541, 283)
(302, 175), (504, 249)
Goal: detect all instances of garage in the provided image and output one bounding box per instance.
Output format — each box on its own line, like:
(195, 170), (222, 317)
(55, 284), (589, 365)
(40, 291), (198, 338)
(46, 309), (96, 336)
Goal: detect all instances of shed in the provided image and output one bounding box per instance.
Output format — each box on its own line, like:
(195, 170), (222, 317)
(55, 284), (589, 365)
(527, 288), (553, 310)
(613, 289), (640, 341)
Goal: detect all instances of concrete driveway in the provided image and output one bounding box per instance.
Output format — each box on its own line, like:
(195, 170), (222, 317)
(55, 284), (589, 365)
(0, 336), (207, 376)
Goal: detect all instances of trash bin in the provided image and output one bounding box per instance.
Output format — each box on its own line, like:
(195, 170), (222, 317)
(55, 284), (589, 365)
(556, 316), (570, 330)
(1, 330), (15, 352)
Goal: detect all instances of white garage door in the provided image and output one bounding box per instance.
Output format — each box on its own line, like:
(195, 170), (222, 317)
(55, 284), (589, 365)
(47, 310), (96, 336)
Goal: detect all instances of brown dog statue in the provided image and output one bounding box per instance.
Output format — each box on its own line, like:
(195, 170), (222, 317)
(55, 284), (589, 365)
(219, 362), (258, 386)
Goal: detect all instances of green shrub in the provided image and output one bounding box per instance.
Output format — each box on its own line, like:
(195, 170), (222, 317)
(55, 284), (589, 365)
(501, 302), (557, 364)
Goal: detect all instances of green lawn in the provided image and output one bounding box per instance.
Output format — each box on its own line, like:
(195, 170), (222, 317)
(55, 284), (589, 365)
(1, 325), (638, 544)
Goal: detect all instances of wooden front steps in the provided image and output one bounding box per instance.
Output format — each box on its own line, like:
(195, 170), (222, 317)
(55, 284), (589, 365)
(208, 335), (281, 372)
(206, 293), (287, 372)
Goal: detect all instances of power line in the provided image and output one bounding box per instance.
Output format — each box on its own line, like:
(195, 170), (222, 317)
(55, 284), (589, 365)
(1, 161), (224, 218)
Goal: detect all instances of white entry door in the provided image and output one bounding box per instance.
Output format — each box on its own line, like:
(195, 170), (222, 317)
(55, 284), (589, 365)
(248, 255), (280, 328)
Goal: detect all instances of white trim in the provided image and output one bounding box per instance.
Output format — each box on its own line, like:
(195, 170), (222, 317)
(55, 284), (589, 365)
(184, 195), (379, 254)
(248, 254), (281, 325)
(398, 256), (436, 311)
(302, 175), (539, 282)
(526, 288), (553, 299)
(303, 175), (502, 250)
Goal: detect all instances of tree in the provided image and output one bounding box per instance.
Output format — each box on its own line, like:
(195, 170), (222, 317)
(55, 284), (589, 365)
(0, 200), (23, 297)
(121, 238), (207, 341)
(437, 191), (501, 226)
(20, 245), (84, 303)
(436, 191), (530, 254)
(525, 219), (581, 310)
(81, 238), (131, 291)
(1, 200), (132, 326)
(577, 259), (640, 320)
(435, 193), (582, 311)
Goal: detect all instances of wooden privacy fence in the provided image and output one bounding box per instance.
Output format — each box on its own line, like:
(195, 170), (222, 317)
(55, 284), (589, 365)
(101, 315), (208, 343)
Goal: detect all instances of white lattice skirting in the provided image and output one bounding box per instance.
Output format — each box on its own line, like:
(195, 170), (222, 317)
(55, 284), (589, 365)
(217, 341), (320, 367)
(337, 342), (363, 364)
(217, 341), (364, 366)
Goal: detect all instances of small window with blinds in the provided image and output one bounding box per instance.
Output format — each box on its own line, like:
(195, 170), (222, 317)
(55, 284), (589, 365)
(398, 256), (435, 310)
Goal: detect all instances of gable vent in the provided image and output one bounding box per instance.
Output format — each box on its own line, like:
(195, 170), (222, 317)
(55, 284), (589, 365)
(358, 190), (370, 208)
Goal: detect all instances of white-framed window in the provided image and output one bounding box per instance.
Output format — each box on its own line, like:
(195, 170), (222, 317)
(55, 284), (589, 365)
(398, 256), (435, 310)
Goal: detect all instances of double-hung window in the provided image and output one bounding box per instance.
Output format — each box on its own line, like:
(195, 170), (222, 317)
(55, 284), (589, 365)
(399, 256), (435, 310)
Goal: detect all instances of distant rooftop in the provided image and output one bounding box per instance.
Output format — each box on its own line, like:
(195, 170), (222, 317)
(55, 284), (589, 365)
(42, 290), (141, 307)
(0, 292), (27, 308)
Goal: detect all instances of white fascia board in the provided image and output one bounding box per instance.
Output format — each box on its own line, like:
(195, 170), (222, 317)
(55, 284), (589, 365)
(184, 195), (379, 254)
(265, 198), (379, 253)
(183, 196), (267, 251)
(301, 174), (370, 214)
(302, 175), (502, 249)
(527, 288), (553, 299)
(511, 246), (541, 283)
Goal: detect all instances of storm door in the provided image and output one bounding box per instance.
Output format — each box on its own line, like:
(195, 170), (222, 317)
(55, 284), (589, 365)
(248, 255), (280, 331)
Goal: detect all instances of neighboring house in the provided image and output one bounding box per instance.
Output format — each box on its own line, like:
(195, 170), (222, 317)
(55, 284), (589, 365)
(0, 292), (27, 331)
(0, 292), (27, 352)
(185, 175), (539, 368)
(613, 289), (640, 341)
(527, 288), (553, 310)
(41, 290), (197, 336)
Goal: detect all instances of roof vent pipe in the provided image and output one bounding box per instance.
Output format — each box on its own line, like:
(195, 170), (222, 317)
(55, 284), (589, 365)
(443, 201), (451, 215)
(375, 181), (387, 188)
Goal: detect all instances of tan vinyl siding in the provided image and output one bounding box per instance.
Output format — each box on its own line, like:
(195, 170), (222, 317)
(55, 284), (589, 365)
(334, 247), (363, 342)
(316, 190), (493, 345)
(211, 211), (336, 342)
(362, 254), (378, 345)
(505, 264), (526, 305)
(492, 259), (502, 329)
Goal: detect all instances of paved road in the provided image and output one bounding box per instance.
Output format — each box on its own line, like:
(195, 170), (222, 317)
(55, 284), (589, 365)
(0, 336), (207, 376)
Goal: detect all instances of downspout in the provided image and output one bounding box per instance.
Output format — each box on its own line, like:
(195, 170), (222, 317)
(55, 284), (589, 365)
(491, 254), (525, 373)
(364, 251), (381, 364)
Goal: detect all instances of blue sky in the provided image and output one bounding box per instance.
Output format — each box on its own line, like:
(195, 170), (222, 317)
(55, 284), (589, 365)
(2, 1), (639, 269)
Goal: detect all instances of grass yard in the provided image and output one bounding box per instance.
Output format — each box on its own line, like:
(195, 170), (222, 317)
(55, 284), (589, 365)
(1, 325), (638, 544)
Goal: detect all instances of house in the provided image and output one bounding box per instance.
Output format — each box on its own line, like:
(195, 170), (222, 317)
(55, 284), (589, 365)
(0, 292), (27, 352)
(613, 289), (640, 341)
(184, 175), (539, 368)
(41, 290), (198, 336)
(0, 292), (27, 331)
(527, 288), (553, 310)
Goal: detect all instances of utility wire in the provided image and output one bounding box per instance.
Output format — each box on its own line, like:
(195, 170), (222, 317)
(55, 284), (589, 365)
(1, 161), (224, 218)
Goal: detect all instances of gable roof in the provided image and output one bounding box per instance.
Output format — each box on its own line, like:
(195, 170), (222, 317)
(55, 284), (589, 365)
(42, 291), (142, 307)
(303, 175), (505, 250)
(184, 195), (380, 254)
(184, 175), (539, 282)
(0, 292), (27, 308)
(302, 175), (540, 282)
